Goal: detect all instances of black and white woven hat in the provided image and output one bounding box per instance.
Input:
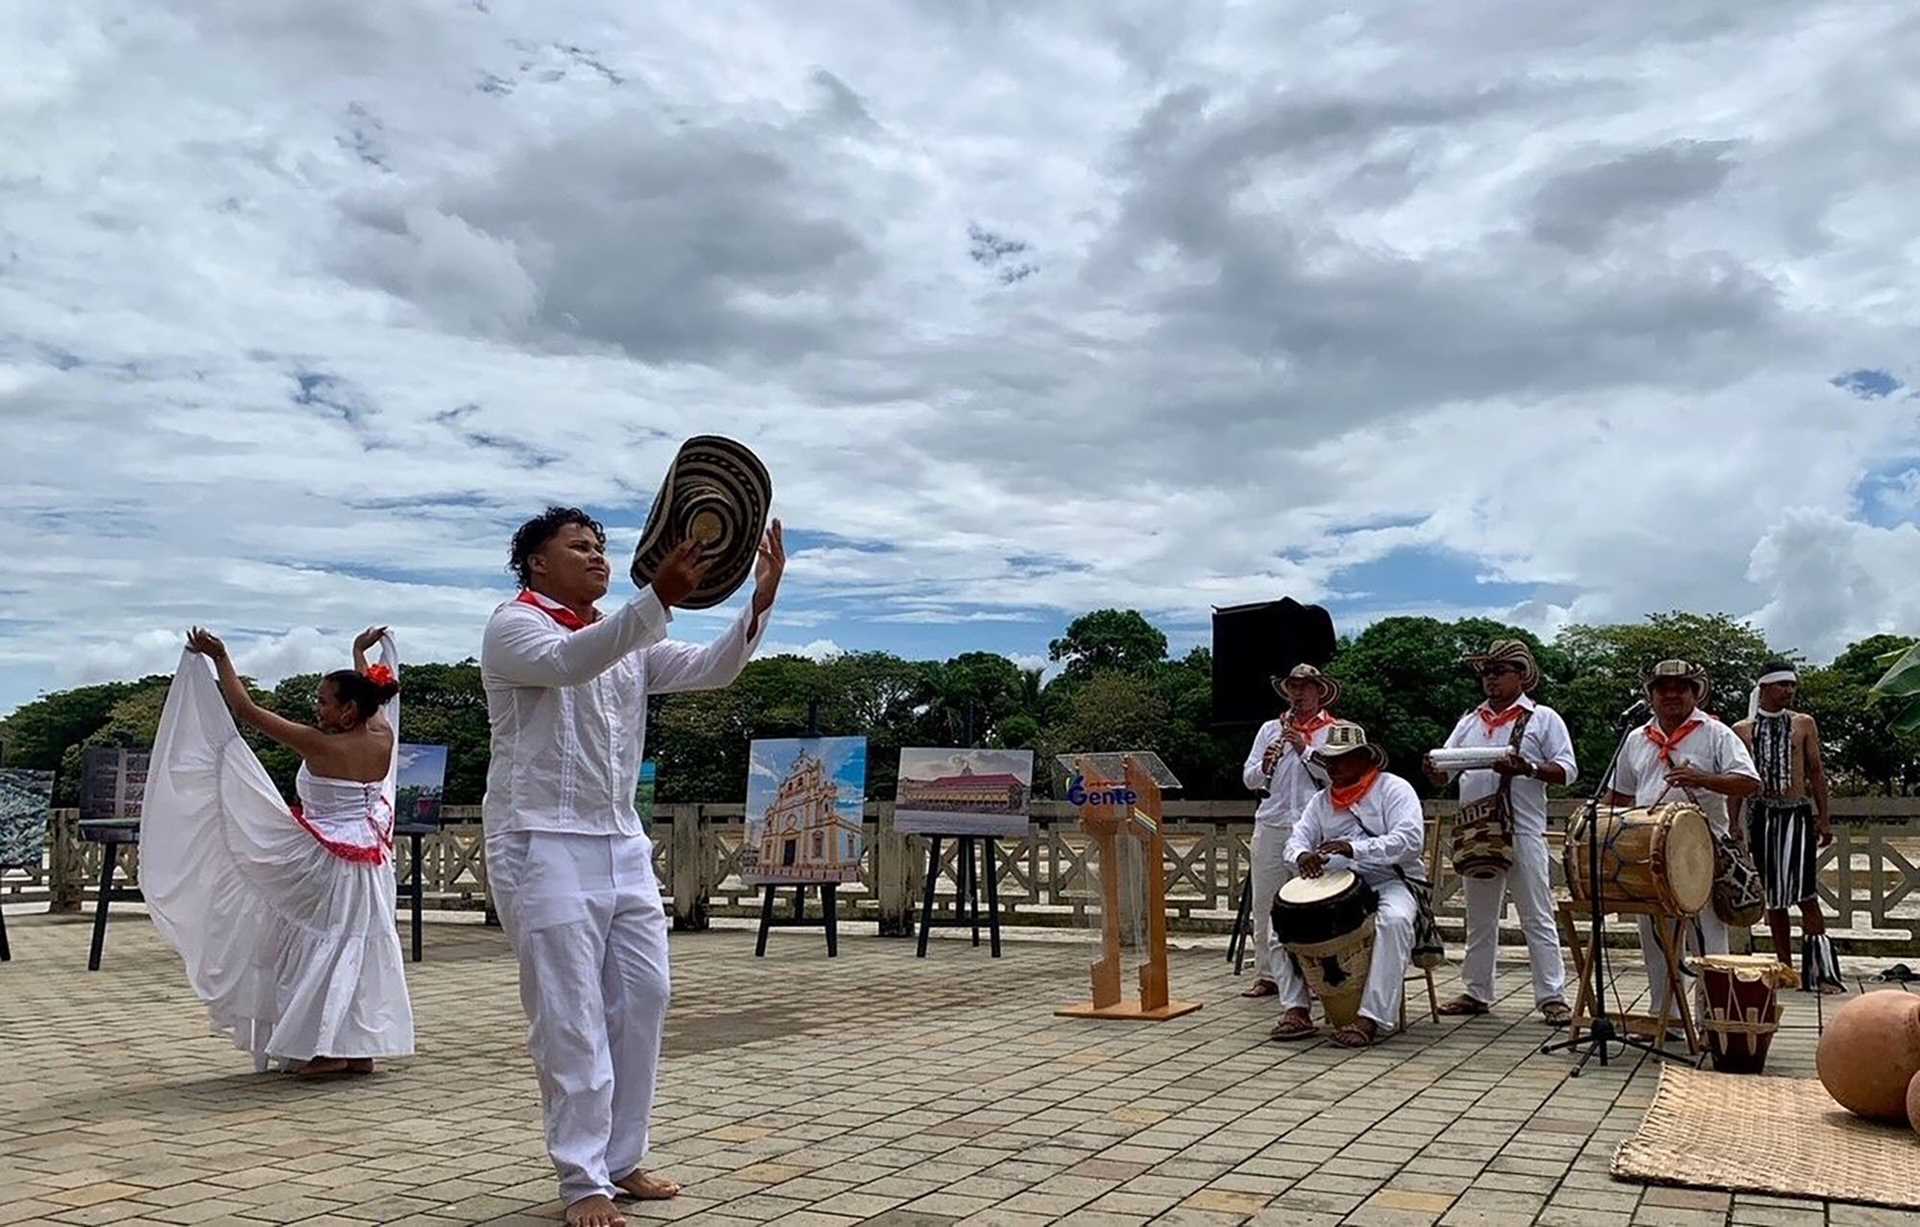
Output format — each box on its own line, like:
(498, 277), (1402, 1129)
(629, 436), (772, 610)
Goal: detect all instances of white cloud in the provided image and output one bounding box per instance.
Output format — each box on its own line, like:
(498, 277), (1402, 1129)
(3, 0), (1919, 717)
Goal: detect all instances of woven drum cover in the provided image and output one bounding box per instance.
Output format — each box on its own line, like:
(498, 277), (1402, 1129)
(1614, 1065), (1920, 1209)
(629, 436), (772, 610)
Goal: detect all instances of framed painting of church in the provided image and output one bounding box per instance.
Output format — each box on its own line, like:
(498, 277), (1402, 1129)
(742, 737), (867, 886)
(894, 748), (1033, 837)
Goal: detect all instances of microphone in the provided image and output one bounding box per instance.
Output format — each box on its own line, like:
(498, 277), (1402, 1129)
(1616, 697), (1649, 723)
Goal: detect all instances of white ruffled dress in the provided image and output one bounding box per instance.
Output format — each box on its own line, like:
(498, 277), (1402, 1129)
(141, 638), (416, 1070)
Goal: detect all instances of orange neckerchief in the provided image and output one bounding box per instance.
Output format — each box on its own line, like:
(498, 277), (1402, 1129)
(1289, 710), (1336, 737)
(1644, 717), (1703, 764)
(1476, 702), (1525, 732)
(1329, 767), (1382, 812)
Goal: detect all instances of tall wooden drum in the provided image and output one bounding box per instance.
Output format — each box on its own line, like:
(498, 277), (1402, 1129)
(1273, 870), (1378, 1027)
(1690, 954), (1798, 1074)
(1564, 803), (1714, 916)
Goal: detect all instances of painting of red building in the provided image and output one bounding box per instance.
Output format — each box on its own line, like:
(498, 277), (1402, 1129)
(894, 748), (1034, 837)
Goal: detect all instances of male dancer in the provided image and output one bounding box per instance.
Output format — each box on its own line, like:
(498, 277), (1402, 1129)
(1732, 662), (1842, 991)
(483, 507), (784, 1227)
(1425, 640), (1577, 1025)
(1240, 664), (1338, 1041)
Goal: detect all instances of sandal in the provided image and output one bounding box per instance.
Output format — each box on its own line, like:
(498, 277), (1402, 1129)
(1436, 994), (1491, 1017)
(1241, 979), (1279, 999)
(1331, 1023), (1375, 1049)
(1268, 1009), (1317, 1042)
(1539, 1001), (1572, 1027)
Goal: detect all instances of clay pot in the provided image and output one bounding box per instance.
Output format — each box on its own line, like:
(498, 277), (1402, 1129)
(1816, 991), (1920, 1122)
(1909, 1070), (1920, 1136)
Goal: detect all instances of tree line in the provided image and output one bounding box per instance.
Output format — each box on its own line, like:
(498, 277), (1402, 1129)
(3, 610), (1915, 809)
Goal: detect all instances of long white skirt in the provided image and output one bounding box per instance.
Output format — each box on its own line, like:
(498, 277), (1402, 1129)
(141, 650), (416, 1068)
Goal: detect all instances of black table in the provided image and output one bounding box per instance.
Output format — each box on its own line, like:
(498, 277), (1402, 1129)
(80, 821), (141, 971)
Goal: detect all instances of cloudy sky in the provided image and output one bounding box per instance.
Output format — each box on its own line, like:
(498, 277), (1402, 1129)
(3, 1), (1918, 717)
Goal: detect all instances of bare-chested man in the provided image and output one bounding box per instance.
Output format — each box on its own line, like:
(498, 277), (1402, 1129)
(1731, 661), (1841, 992)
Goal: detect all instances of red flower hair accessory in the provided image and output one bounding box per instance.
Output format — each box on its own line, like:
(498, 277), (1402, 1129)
(364, 663), (396, 687)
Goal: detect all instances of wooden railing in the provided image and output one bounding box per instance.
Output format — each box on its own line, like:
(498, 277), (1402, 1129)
(10, 799), (1917, 954)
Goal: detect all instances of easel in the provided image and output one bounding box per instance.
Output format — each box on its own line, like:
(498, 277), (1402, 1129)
(1056, 753), (1201, 1021)
(752, 700), (841, 958)
(1558, 900), (1702, 1055)
(915, 834), (1002, 958)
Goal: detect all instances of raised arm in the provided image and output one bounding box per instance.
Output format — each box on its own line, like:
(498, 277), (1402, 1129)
(647, 519), (785, 695)
(484, 592), (671, 688)
(352, 625), (389, 674)
(186, 629), (333, 760)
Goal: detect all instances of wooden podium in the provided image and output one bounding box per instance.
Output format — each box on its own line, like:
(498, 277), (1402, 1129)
(1056, 753), (1202, 1022)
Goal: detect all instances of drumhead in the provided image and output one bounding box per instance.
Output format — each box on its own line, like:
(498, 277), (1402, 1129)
(1278, 868), (1355, 905)
(1660, 806), (1715, 914)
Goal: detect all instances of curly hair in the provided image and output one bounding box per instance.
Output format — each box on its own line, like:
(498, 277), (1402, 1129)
(508, 506), (606, 589)
(322, 668), (400, 722)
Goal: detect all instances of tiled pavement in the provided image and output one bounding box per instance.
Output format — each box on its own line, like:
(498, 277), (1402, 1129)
(0, 912), (1911, 1227)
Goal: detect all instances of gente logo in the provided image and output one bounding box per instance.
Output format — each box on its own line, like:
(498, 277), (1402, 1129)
(1065, 772), (1137, 807)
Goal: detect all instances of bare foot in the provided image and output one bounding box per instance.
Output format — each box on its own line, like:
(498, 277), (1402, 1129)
(614, 1170), (680, 1201)
(345, 1059), (375, 1075)
(295, 1057), (350, 1079)
(565, 1194), (626, 1226)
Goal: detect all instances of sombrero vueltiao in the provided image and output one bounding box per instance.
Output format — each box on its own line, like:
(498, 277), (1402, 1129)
(1461, 639), (1541, 692)
(1644, 658), (1710, 704)
(1272, 663), (1341, 708)
(1311, 720), (1388, 771)
(629, 436), (772, 610)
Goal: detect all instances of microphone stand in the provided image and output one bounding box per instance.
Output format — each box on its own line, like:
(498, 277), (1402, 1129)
(1540, 704), (1694, 1075)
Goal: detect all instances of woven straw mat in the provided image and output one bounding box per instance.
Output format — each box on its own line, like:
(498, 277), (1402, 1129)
(1613, 1065), (1920, 1209)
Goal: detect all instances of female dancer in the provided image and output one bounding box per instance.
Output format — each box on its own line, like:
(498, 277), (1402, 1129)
(142, 626), (416, 1076)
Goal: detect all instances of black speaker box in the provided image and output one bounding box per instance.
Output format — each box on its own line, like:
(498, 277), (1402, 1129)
(1211, 599), (1336, 727)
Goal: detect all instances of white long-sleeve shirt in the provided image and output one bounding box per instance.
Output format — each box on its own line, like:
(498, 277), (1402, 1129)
(1438, 696), (1579, 838)
(1242, 715), (1335, 827)
(1611, 713), (1758, 838)
(481, 588), (768, 837)
(1285, 772), (1426, 886)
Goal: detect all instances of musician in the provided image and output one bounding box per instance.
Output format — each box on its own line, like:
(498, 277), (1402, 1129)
(1423, 640), (1578, 1026)
(1240, 665), (1339, 1039)
(1731, 662), (1841, 992)
(1608, 660), (1760, 1028)
(1286, 721), (1425, 1049)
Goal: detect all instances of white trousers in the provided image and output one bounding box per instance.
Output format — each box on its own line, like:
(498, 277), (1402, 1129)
(488, 830), (671, 1208)
(1248, 824), (1309, 1009)
(1358, 879), (1416, 1032)
(1461, 830), (1567, 1008)
(1639, 908), (1726, 1022)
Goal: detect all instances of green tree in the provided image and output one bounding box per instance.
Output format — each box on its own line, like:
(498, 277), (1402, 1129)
(1554, 611), (1781, 785)
(1048, 609), (1168, 681)
(1803, 635), (1920, 795)
(0, 678), (164, 800)
(1330, 616), (1557, 795)
(1036, 671), (1171, 797)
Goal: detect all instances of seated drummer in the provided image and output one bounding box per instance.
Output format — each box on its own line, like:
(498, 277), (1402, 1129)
(1285, 721), (1426, 1049)
(1609, 659), (1759, 1029)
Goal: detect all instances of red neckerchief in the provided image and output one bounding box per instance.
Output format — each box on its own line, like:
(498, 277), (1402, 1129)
(1477, 702), (1525, 732)
(1288, 710), (1336, 737)
(516, 590), (593, 632)
(1645, 717), (1703, 764)
(1330, 767), (1382, 812)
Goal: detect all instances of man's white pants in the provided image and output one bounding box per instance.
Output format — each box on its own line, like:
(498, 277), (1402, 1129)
(488, 830), (670, 1208)
(1248, 824), (1309, 1009)
(1358, 878), (1416, 1032)
(1638, 909), (1726, 1023)
(1461, 830), (1567, 1008)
